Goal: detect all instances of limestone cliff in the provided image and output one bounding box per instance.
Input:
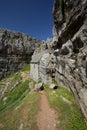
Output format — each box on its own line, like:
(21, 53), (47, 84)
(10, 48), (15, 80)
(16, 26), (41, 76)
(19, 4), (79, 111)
(52, 0), (87, 122)
(0, 29), (40, 79)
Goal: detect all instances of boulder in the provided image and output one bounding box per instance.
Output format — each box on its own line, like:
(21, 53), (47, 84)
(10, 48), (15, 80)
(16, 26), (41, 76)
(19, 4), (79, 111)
(49, 84), (58, 89)
(0, 29), (40, 80)
(34, 82), (44, 91)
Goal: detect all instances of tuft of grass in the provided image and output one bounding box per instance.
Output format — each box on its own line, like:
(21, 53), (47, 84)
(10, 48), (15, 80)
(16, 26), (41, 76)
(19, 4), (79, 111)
(45, 86), (87, 130)
(21, 64), (30, 71)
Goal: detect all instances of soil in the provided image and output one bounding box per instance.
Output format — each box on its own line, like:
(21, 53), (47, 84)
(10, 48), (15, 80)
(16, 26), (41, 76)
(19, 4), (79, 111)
(0, 123), (4, 129)
(37, 90), (58, 130)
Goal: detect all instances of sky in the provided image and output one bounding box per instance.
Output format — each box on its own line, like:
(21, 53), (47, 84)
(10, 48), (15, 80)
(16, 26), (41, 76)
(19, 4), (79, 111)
(0, 0), (54, 40)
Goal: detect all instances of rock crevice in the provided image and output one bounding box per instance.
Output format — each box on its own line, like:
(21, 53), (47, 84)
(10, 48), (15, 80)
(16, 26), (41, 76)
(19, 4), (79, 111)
(52, 0), (87, 123)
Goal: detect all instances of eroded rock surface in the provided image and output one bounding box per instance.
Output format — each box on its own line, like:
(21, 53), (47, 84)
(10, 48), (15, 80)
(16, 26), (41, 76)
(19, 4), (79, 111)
(52, 0), (87, 122)
(0, 29), (40, 79)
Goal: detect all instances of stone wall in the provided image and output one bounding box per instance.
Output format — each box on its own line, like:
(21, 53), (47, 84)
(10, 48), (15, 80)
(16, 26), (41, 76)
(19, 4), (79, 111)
(0, 29), (40, 79)
(52, 0), (87, 122)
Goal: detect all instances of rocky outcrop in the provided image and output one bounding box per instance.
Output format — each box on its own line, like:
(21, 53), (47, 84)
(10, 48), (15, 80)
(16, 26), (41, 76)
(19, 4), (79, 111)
(39, 52), (55, 83)
(0, 29), (40, 79)
(52, 0), (87, 123)
(30, 46), (56, 84)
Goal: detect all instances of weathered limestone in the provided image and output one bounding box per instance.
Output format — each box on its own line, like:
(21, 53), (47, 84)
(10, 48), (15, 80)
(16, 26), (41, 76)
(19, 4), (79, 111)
(30, 49), (46, 82)
(30, 47), (56, 84)
(52, 0), (87, 122)
(0, 29), (40, 79)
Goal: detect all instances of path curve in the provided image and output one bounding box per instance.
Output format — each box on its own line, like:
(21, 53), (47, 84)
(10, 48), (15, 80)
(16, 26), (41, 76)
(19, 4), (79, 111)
(37, 91), (57, 130)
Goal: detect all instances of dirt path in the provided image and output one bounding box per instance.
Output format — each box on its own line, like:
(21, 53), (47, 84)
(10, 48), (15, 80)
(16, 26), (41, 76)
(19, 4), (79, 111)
(37, 90), (57, 130)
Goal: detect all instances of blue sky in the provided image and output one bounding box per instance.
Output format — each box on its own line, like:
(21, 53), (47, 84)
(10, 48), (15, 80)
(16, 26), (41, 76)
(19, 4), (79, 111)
(0, 0), (54, 40)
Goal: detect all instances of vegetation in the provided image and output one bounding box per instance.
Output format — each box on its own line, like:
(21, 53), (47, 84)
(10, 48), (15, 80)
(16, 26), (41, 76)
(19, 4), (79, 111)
(0, 64), (39, 130)
(0, 64), (31, 111)
(45, 85), (87, 130)
(21, 64), (30, 71)
(0, 80), (29, 111)
(0, 64), (87, 130)
(0, 92), (39, 130)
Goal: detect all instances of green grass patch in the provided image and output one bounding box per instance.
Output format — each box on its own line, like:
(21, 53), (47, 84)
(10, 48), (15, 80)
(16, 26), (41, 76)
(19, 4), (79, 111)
(0, 80), (30, 111)
(21, 64), (30, 71)
(0, 92), (39, 130)
(0, 63), (39, 130)
(3, 71), (16, 79)
(45, 86), (87, 130)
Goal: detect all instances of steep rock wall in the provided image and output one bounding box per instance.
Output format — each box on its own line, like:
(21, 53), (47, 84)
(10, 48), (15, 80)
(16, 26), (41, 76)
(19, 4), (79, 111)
(0, 29), (40, 79)
(52, 0), (87, 122)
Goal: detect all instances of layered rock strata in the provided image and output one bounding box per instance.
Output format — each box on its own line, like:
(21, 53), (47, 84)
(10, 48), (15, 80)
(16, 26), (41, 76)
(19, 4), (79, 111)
(52, 0), (87, 122)
(0, 29), (40, 79)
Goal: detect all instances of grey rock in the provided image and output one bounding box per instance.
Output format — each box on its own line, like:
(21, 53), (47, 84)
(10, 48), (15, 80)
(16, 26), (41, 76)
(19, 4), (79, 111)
(49, 84), (57, 89)
(30, 50), (46, 82)
(39, 53), (56, 84)
(3, 97), (7, 102)
(0, 29), (40, 80)
(30, 50), (56, 84)
(52, 0), (87, 123)
(34, 82), (44, 91)
(52, 0), (87, 45)
(54, 49), (60, 56)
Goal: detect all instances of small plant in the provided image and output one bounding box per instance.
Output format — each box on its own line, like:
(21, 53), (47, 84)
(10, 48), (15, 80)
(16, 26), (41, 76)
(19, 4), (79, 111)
(52, 78), (58, 85)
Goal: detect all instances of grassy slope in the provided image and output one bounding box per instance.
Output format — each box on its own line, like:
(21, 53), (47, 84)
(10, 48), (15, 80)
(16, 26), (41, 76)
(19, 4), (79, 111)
(45, 86), (87, 130)
(0, 64), (39, 130)
(0, 92), (39, 130)
(0, 64), (87, 130)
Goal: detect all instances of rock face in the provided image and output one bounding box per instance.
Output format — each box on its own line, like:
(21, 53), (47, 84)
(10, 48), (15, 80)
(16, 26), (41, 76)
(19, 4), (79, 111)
(30, 46), (55, 84)
(39, 52), (55, 83)
(0, 29), (40, 79)
(52, 0), (87, 122)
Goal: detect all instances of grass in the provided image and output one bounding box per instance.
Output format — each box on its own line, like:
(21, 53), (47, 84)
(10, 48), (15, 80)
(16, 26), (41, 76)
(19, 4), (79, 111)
(45, 85), (87, 130)
(0, 64), (87, 130)
(0, 65), (39, 130)
(21, 64), (30, 71)
(0, 92), (39, 130)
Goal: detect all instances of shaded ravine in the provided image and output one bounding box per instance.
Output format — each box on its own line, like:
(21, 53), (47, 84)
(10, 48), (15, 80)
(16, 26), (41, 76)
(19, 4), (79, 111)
(37, 91), (58, 130)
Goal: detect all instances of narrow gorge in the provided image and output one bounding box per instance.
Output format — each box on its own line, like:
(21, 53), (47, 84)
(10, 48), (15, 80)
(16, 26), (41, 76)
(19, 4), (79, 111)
(0, 0), (87, 129)
(30, 0), (87, 124)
